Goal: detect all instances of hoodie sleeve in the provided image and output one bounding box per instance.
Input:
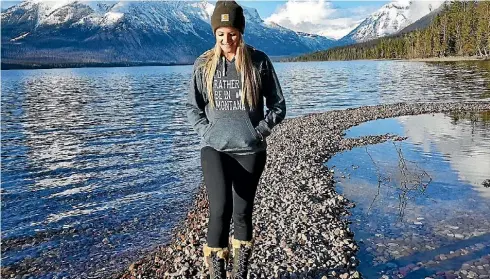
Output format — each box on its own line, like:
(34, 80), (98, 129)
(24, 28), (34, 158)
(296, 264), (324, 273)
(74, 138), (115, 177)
(186, 60), (210, 138)
(255, 56), (286, 139)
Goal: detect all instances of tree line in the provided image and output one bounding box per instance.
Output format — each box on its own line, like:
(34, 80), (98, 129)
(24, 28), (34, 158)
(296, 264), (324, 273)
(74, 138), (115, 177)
(291, 1), (490, 61)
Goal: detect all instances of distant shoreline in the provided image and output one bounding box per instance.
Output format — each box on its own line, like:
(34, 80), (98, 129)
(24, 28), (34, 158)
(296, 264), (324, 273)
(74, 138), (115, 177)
(0, 61), (192, 71)
(284, 55), (490, 63)
(1, 57), (292, 70)
(3, 56), (489, 70)
(406, 56), (490, 62)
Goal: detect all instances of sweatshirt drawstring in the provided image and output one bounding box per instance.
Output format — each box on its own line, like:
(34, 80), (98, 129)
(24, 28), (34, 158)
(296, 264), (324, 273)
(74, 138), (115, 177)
(222, 56), (226, 77)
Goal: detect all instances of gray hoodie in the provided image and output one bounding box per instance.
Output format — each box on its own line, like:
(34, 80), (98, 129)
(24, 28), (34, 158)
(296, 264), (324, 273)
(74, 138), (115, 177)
(186, 46), (286, 155)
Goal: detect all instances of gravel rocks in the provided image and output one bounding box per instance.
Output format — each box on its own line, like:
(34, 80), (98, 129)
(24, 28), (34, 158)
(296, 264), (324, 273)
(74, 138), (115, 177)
(117, 102), (490, 279)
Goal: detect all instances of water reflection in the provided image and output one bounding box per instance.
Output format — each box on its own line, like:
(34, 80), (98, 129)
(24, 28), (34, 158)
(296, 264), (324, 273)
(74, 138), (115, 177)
(329, 112), (490, 278)
(362, 142), (433, 219)
(400, 111), (490, 198)
(23, 75), (93, 191)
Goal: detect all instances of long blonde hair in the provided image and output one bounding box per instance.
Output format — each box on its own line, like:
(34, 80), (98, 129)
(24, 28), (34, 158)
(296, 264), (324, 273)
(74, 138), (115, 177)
(198, 34), (260, 109)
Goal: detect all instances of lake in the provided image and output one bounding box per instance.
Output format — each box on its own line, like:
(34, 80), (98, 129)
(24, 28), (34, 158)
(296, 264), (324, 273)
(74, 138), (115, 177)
(328, 111), (490, 278)
(1, 60), (490, 278)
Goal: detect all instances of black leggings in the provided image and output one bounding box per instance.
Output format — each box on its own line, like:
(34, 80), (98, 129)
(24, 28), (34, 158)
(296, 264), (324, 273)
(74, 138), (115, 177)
(200, 147), (267, 248)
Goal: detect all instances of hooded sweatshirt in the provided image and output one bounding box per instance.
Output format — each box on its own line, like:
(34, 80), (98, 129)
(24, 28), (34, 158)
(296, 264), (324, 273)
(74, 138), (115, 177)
(186, 46), (286, 155)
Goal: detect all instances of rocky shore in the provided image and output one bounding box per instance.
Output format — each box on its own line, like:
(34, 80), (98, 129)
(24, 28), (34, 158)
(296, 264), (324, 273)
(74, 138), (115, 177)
(117, 102), (490, 279)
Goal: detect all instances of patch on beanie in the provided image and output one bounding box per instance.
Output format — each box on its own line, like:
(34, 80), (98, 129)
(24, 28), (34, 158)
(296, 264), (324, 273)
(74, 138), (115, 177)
(221, 14), (229, 22)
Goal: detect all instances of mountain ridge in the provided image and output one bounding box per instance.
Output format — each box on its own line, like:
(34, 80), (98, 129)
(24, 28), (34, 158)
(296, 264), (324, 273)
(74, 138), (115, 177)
(1, 0), (336, 68)
(339, 0), (443, 44)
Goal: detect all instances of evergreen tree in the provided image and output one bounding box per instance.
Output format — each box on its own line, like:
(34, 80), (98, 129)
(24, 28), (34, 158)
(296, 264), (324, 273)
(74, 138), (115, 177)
(290, 1), (489, 62)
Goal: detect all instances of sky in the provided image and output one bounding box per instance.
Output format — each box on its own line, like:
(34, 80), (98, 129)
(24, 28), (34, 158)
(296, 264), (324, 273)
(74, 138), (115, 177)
(250, 1), (389, 39)
(1, 0), (391, 39)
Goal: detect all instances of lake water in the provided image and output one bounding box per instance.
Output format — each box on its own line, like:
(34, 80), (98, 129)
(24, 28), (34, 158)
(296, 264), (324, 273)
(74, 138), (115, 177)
(1, 60), (490, 278)
(328, 112), (490, 279)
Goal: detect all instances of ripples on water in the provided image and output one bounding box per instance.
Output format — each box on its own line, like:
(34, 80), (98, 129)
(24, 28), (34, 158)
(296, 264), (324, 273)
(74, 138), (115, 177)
(1, 61), (490, 277)
(1, 67), (202, 277)
(280, 60), (490, 117)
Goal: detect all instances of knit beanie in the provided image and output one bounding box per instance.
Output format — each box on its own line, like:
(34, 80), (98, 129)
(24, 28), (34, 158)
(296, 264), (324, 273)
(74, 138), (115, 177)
(211, 1), (246, 34)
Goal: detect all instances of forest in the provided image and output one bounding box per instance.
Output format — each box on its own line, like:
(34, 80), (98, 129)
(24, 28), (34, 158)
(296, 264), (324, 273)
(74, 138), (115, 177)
(292, 1), (490, 61)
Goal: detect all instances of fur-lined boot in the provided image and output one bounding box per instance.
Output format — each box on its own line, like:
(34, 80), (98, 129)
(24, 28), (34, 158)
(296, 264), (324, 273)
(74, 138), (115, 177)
(231, 238), (254, 279)
(203, 244), (229, 279)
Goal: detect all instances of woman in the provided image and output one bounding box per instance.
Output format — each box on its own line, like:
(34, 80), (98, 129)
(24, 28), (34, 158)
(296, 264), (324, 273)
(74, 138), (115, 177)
(186, 1), (286, 278)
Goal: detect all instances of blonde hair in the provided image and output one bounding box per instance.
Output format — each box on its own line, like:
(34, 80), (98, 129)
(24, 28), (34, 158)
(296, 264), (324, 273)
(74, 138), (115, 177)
(198, 34), (260, 109)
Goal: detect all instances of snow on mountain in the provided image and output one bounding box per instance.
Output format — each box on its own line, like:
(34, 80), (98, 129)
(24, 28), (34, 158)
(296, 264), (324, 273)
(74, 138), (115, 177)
(396, 2), (445, 35)
(339, 0), (443, 44)
(1, 0), (335, 66)
(316, 31), (336, 41)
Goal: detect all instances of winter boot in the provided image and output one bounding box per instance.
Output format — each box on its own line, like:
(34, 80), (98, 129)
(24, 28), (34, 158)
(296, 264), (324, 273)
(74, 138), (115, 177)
(231, 238), (254, 279)
(203, 244), (229, 279)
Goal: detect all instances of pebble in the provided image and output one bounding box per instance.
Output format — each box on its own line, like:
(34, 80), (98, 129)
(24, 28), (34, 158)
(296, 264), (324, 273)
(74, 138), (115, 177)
(112, 102), (490, 279)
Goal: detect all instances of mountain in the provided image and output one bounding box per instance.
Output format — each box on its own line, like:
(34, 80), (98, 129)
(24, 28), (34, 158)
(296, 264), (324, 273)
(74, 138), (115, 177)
(339, 0), (443, 44)
(1, 0), (336, 68)
(396, 3), (445, 35)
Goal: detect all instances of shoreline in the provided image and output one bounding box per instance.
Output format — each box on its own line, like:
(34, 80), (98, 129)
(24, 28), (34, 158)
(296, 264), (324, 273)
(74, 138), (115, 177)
(286, 56), (490, 63)
(0, 61), (192, 71)
(116, 101), (490, 279)
(406, 56), (490, 62)
(3, 56), (489, 70)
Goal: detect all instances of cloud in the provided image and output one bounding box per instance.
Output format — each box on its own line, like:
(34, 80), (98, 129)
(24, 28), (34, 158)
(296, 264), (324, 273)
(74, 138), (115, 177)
(317, 17), (365, 40)
(264, 0), (380, 40)
(407, 0), (444, 22)
(266, 0), (335, 25)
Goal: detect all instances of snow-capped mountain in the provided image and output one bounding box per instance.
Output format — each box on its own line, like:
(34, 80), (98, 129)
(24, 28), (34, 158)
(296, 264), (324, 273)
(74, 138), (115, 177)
(1, 0), (336, 67)
(396, 3), (445, 35)
(339, 0), (443, 44)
